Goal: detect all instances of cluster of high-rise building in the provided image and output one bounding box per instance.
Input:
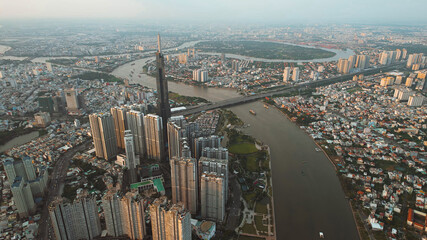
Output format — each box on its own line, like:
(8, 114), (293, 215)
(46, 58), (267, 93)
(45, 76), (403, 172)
(407, 53), (426, 70)
(192, 69), (209, 82)
(3, 156), (48, 217)
(48, 35), (226, 240)
(282, 67), (299, 82)
(38, 88), (83, 115)
(337, 54), (370, 74)
(49, 191), (101, 240)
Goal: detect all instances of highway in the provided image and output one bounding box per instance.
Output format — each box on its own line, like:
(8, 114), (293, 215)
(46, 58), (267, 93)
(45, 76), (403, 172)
(38, 140), (92, 240)
(173, 63), (405, 116)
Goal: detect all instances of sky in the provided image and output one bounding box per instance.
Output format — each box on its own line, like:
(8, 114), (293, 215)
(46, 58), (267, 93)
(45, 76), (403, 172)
(1, 0), (426, 24)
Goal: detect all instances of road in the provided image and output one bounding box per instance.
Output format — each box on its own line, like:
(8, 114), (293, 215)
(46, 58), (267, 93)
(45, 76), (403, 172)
(173, 63), (405, 116)
(37, 140), (92, 240)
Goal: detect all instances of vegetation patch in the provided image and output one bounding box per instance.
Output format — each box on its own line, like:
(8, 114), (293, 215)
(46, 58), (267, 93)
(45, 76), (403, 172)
(72, 71), (123, 83)
(196, 40), (336, 60)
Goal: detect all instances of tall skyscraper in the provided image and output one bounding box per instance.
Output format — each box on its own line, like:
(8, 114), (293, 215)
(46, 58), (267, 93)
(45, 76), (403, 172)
(127, 110), (146, 157)
(11, 176), (35, 217)
(292, 67), (300, 81)
(89, 113), (118, 160)
(155, 34), (170, 161)
(111, 107), (128, 149)
(283, 67), (291, 82)
(49, 192), (101, 240)
(200, 172), (226, 222)
(149, 196), (192, 240)
(64, 88), (80, 113)
(102, 190), (146, 239)
(170, 157), (198, 214)
(144, 114), (164, 161)
(124, 130), (138, 183)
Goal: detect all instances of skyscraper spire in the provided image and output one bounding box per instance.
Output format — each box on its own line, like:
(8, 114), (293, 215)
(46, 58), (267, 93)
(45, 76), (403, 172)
(157, 33), (161, 53)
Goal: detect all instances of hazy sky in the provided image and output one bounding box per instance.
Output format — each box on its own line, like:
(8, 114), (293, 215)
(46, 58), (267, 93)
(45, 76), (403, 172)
(1, 0), (426, 24)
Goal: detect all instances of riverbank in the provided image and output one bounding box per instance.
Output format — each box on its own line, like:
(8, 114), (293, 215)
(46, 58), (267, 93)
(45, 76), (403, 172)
(217, 109), (276, 240)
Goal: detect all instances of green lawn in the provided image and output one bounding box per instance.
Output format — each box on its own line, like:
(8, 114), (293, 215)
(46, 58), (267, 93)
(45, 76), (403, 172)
(255, 202), (269, 215)
(243, 192), (257, 208)
(254, 216), (268, 232)
(229, 142), (258, 154)
(240, 223), (257, 235)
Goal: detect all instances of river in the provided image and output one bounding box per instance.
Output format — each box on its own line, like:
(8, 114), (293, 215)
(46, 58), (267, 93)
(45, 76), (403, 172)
(0, 131), (40, 153)
(230, 102), (358, 240)
(113, 58), (358, 239)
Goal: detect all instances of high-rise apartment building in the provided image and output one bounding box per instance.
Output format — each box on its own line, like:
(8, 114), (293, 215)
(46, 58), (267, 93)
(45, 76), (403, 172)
(102, 190), (146, 239)
(170, 157), (198, 214)
(124, 130), (138, 183)
(144, 114), (164, 161)
(167, 121), (187, 159)
(200, 172), (226, 222)
(292, 67), (300, 81)
(193, 69), (202, 82)
(193, 135), (221, 160)
(201, 147), (229, 160)
(89, 113), (118, 160)
(64, 88), (80, 113)
(127, 110), (146, 157)
(337, 59), (350, 74)
(49, 193), (101, 240)
(149, 197), (192, 240)
(198, 157), (228, 203)
(355, 55), (370, 69)
(283, 67), (291, 82)
(111, 107), (128, 149)
(200, 70), (208, 83)
(11, 176), (35, 217)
